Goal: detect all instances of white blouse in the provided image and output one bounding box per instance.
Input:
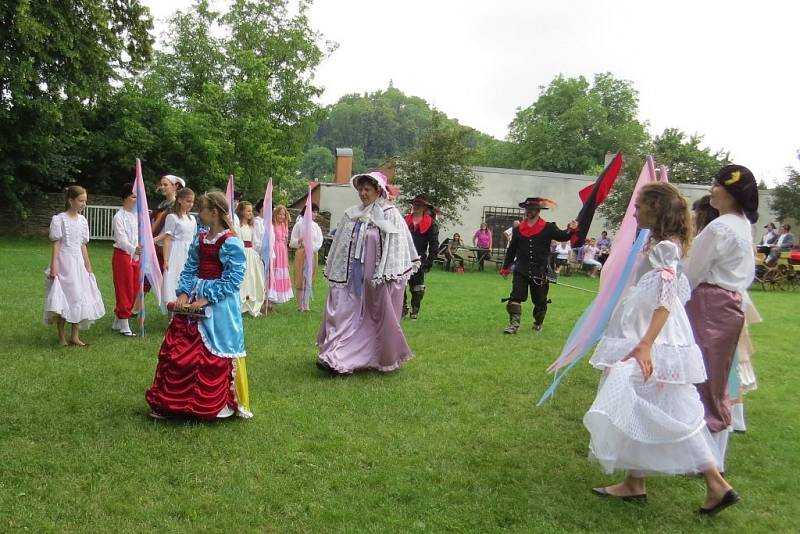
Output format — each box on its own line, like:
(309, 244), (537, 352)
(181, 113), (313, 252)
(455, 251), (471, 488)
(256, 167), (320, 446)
(163, 213), (197, 243)
(112, 208), (138, 256)
(682, 213), (754, 293)
(289, 219), (324, 252)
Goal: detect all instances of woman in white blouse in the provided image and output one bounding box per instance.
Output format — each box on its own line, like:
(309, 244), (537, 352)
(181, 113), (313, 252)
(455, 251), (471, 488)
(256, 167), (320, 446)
(683, 165), (758, 472)
(111, 183), (141, 336)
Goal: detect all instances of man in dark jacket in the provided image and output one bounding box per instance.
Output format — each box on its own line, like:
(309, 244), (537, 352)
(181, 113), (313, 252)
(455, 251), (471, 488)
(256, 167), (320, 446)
(403, 194), (439, 320)
(500, 197), (577, 334)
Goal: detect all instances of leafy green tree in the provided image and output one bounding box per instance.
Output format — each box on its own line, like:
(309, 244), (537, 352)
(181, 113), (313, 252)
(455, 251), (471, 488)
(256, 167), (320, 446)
(771, 152), (800, 224)
(80, 0), (327, 202)
(301, 146), (335, 181)
(598, 128), (730, 228)
(394, 112), (481, 224)
(0, 0), (153, 213)
(508, 73), (650, 176)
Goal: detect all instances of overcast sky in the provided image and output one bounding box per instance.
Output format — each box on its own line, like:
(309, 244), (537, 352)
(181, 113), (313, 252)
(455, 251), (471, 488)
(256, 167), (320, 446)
(144, 0), (799, 186)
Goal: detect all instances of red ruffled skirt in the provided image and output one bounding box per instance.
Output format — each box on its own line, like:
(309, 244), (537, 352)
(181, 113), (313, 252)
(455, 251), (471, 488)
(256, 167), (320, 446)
(145, 315), (236, 419)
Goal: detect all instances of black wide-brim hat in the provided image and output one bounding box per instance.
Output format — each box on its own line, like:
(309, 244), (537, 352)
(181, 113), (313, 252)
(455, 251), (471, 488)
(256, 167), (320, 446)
(411, 194), (434, 208)
(519, 197), (557, 210)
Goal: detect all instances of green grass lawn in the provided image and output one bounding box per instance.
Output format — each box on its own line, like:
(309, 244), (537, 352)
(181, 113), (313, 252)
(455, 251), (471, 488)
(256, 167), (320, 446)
(0, 236), (797, 532)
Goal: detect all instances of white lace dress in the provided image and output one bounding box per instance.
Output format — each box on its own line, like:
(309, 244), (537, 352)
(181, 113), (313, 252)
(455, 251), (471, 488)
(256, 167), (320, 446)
(583, 240), (721, 475)
(43, 213), (106, 328)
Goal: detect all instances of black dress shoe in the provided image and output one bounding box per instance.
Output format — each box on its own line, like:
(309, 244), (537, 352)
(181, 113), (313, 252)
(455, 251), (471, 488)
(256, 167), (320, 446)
(698, 489), (740, 516)
(591, 487), (647, 503)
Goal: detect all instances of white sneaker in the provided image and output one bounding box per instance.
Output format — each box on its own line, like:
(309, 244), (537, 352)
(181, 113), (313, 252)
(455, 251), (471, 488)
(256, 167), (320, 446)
(111, 317), (122, 331)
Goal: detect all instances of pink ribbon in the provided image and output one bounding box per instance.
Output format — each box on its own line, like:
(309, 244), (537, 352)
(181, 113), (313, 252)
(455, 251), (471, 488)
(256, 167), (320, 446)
(656, 266), (675, 281)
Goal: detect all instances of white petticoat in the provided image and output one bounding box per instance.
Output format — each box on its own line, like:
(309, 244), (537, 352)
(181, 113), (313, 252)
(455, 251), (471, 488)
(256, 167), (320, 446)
(584, 360), (722, 475)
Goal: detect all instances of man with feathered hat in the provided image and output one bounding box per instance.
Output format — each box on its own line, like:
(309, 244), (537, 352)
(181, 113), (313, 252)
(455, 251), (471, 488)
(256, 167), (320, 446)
(500, 197), (577, 334)
(403, 194), (439, 320)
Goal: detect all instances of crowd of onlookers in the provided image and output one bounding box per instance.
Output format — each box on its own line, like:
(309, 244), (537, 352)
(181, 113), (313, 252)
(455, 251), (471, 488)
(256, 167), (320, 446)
(433, 220), (613, 276)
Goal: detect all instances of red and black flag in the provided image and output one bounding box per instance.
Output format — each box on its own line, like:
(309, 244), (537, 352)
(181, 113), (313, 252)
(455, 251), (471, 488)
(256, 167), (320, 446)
(571, 151), (624, 248)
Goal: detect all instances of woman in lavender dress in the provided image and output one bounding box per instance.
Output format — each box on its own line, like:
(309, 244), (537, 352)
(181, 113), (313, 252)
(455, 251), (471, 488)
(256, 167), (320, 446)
(317, 172), (420, 374)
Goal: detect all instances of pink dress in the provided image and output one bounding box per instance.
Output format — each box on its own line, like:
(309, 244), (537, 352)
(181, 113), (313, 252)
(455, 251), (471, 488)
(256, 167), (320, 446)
(268, 223), (294, 304)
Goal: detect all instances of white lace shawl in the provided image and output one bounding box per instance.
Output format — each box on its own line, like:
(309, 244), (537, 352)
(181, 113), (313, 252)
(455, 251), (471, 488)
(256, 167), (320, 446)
(324, 201), (420, 287)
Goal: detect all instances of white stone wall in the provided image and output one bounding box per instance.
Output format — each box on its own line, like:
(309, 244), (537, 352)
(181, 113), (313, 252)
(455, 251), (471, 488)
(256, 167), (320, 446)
(315, 167), (782, 242)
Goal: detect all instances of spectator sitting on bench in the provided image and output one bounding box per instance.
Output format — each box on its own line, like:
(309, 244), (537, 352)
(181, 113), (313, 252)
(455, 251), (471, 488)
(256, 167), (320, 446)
(756, 222), (777, 255)
(596, 230), (611, 264)
(582, 238), (602, 278)
(553, 240), (571, 273)
(441, 233), (465, 271)
(765, 224), (794, 266)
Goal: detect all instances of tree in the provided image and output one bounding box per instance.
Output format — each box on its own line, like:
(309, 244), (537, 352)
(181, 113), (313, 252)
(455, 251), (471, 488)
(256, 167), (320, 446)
(79, 0), (328, 202)
(301, 146), (335, 181)
(771, 152), (800, 224)
(508, 73), (650, 176)
(0, 0), (154, 213)
(598, 128), (730, 228)
(394, 112), (481, 224)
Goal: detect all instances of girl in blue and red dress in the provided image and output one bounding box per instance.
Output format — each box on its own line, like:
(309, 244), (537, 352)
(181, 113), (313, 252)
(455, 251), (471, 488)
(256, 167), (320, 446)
(146, 191), (252, 420)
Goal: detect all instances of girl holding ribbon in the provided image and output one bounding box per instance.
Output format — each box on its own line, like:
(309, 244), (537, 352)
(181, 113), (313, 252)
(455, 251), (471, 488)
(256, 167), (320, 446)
(583, 182), (738, 516)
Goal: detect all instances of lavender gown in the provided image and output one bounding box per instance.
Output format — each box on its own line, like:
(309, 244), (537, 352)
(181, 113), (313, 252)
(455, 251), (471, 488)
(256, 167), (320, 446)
(317, 226), (414, 373)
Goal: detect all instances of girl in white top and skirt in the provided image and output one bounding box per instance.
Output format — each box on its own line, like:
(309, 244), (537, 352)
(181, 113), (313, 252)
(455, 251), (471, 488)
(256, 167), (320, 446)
(683, 165), (758, 472)
(161, 188), (197, 308)
(584, 182), (738, 516)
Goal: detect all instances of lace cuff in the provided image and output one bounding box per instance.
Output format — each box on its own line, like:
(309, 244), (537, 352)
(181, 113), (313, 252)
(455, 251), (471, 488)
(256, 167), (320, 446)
(655, 267), (678, 311)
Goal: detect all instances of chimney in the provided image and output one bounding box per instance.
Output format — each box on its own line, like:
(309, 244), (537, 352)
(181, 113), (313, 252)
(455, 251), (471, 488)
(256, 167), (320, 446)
(335, 148), (353, 184)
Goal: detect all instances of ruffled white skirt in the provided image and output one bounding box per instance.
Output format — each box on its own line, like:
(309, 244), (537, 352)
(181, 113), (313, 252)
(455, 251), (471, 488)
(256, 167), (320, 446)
(583, 268), (721, 475)
(240, 248), (265, 316)
(584, 360), (722, 475)
(43, 252), (105, 329)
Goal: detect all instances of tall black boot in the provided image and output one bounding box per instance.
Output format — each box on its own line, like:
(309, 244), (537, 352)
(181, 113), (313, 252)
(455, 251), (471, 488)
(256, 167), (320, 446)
(402, 289), (409, 318)
(410, 285), (425, 319)
(504, 301), (522, 334)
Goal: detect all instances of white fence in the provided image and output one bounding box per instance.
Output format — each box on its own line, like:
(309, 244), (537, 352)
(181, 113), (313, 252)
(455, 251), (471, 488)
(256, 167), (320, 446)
(84, 205), (118, 240)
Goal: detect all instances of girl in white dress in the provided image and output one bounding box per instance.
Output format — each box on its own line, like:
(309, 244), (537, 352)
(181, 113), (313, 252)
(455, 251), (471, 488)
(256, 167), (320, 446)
(584, 183), (738, 516)
(161, 188), (197, 307)
(236, 201), (265, 316)
(44, 186), (106, 346)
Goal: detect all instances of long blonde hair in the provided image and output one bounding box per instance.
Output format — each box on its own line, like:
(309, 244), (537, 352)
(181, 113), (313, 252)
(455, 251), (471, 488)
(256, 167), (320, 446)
(272, 204), (291, 225)
(197, 191), (236, 234)
(637, 182), (693, 254)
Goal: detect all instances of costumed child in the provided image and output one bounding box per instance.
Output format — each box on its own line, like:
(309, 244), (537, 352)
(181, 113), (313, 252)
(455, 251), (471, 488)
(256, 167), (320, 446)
(683, 165), (758, 468)
(236, 200), (266, 317)
(111, 182), (141, 336)
(690, 194), (760, 433)
(584, 182), (738, 516)
(267, 205), (294, 309)
(290, 202), (323, 311)
(44, 186), (105, 346)
(145, 191), (251, 420)
(160, 187), (197, 307)
(151, 174), (185, 268)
